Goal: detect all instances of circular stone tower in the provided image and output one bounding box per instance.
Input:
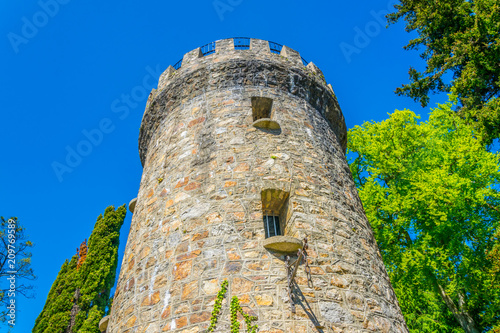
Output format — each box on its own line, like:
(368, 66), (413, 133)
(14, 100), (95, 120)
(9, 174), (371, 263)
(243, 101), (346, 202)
(106, 38), (409, 333)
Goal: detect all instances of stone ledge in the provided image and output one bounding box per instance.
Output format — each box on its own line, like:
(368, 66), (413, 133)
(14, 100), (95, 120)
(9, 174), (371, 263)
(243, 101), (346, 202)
(262, 235), (303, 253)
(129, 198), (137, 214)
(99, 315), (109, 332)
(252, 118), (281, 130)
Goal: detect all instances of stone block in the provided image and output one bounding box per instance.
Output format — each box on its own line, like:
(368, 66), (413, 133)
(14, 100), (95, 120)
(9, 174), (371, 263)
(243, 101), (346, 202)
(250, 38), (271, 53)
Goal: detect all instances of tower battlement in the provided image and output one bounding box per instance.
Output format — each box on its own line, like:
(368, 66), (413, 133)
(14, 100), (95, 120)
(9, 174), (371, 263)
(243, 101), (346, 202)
(140, 38), (346, 166)
(160, 38), (327, 88)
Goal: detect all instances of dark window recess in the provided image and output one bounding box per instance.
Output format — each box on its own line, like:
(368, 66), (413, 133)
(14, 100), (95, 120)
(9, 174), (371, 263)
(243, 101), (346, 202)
(264, 215), (281, 238)
(251, 97), (273, 121)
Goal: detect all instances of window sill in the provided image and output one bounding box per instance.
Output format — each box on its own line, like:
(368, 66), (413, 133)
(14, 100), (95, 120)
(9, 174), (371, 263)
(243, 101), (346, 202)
(263, 235), (303, 254)
(252, 118), (281, 130)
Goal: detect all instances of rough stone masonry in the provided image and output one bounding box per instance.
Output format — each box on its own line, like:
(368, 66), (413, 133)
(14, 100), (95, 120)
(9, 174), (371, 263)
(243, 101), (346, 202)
(105, 38), (409, 333)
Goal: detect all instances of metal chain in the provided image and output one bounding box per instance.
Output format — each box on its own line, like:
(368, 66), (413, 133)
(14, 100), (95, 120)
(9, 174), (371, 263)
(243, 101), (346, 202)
(303, 238), (313, 287)
(284, 237), (313, 313)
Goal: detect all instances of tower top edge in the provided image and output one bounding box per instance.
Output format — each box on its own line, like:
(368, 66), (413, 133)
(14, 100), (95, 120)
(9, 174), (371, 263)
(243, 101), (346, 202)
(157, 37), (331, 95)
(171, 37), (312, 70)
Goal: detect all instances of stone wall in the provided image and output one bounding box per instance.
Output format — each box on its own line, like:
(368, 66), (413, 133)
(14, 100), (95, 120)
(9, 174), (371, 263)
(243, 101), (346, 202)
(106, 38), (409, 333)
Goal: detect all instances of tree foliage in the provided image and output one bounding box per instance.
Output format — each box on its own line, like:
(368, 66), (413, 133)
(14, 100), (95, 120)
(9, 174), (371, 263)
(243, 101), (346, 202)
(0, 216), (36, 326)
(388, 0), (500, 143)
(348, 102), (500, 332)
(32, 257), (79, 332)
(33, 205), (126, 333)
(486, 226), (500, 332)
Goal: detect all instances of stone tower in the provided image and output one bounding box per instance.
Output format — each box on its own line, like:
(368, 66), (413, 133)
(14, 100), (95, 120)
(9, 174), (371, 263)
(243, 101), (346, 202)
(106, 38), (409, 333)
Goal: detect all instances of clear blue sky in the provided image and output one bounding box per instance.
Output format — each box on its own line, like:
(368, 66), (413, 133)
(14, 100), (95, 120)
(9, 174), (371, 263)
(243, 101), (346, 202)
(0, 0), (448, 331)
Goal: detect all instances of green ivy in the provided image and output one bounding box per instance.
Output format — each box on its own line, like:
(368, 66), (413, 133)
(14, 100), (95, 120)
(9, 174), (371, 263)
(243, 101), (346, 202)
(207, 280), (258, 333)
(207, 280), (228, 332)
(230, 296), (258, 333)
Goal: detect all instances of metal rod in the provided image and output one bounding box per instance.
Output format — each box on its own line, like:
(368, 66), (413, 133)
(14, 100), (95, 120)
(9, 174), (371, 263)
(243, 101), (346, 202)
(285, 256), (295, 313)
(290, 249), (304, 282)
(274, 216), (278, 236)
(265, 215), (269, 238)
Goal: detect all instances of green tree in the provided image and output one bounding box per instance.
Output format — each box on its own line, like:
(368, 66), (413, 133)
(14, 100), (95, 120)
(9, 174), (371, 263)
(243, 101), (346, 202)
(0, 217), (35, 326)
(33, 205), (126, 333)
(348, 102), (500, 332)
(31, 257), (79, 332)
(486, 226), (500, 332)
(388, 0), (500, 143)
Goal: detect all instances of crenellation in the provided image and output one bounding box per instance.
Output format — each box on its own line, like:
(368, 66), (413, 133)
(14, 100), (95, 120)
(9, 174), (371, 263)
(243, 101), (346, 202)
(327, 83), (335, 94)
(306, 61), (324, 78)
(182, 47), (203, 65)
(280, 45), (303, 66)
(251, 38), (271, 54)
(216, 38), (235, 54)
(158, 65), (176, 90)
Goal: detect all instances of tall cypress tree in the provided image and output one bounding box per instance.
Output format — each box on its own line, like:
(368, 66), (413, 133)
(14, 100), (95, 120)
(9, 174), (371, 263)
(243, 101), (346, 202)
(33, 205), (126, 333)
(32, 256), (79, 332)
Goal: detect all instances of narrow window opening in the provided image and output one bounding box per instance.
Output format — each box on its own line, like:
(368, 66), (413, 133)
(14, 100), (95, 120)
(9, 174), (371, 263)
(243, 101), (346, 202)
(264, 215), (281, 238)
(261, 189), (289, 238)
(251, 97), (273, 122)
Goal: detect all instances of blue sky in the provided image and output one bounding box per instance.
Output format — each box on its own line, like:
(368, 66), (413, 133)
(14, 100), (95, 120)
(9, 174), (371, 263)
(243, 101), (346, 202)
(0, 0), (450, 331)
